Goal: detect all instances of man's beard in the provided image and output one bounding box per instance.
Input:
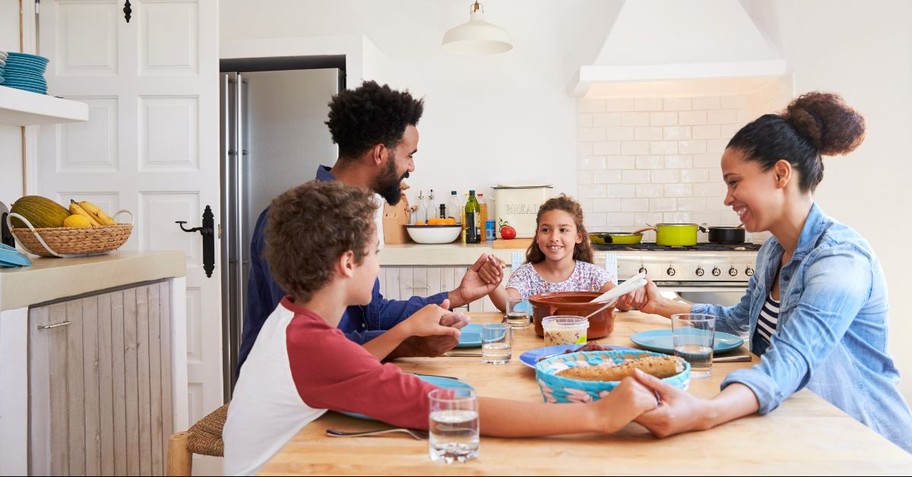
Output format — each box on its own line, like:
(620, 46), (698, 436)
(376, 152), (409, 205)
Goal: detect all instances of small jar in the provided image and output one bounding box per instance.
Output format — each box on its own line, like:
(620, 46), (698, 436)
(541, 315), (589, 346)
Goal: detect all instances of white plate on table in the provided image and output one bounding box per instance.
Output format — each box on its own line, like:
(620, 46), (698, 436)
(337, 375), (473, 420)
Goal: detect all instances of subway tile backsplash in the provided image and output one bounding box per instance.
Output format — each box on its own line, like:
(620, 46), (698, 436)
(578, 80), (790, 244)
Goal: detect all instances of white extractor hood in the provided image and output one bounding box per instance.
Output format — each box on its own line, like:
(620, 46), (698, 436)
(570, 0), (788, 97)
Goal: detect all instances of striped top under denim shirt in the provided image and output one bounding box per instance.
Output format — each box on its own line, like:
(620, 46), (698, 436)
(691, 202), (912, 454)
(756, 294), (780, 346)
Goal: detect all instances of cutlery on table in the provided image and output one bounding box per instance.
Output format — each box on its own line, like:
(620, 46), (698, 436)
(412, 373), (461, 381)
(712, 354), (752, 363)
(443, 351), (482, 357)
(325, 427), (429, 440)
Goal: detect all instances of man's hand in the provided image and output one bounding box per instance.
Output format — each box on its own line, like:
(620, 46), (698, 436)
(449, 253), (505, 307)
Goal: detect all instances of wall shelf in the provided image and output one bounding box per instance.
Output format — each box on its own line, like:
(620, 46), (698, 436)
(0, 86), (88, 125)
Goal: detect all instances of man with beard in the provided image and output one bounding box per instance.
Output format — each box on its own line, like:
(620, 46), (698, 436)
(237, 81), (503, 376)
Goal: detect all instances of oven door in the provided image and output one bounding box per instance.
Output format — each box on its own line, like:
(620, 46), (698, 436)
(655, 281), (749, 307)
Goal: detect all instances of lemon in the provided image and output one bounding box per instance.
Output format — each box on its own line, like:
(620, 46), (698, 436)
(63, 214), (93, 228)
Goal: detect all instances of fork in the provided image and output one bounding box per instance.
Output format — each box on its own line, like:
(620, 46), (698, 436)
(325, 427), (429, 440)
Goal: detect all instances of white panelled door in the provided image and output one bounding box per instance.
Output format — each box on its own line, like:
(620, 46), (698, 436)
(37, 0), (221, 434)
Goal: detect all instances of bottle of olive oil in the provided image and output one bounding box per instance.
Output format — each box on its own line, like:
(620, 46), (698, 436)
(464, 190), (481, 243)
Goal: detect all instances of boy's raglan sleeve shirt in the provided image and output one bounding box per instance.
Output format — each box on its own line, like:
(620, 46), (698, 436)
(285, 304), (439, 429)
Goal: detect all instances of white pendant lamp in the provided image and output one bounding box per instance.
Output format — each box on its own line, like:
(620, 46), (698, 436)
(442, 1), (513, 55)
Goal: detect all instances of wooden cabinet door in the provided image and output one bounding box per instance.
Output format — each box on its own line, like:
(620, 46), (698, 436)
(29, 282), (172, 476)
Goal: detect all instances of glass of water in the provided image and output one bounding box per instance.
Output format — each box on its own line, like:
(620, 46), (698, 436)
(428, 388), (479, 463)
(505, 297), (531, 329)
(671, 313), (716, 378)
(481, 323), (512, 364)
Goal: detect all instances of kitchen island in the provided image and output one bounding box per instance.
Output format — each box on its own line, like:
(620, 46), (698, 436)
(0, 251), (188, 475)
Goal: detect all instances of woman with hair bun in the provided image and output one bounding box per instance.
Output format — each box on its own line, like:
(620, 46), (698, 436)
(630, 92), (912, 453)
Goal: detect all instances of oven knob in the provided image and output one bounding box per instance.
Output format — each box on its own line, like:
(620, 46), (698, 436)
(639, 266), (647, 275)
(729, 266), (738, 277)
(695, 267), (704, 277)
(712, 267), (721, 277)
(666, 267), (676, 277)
(745, 266), (754, 277)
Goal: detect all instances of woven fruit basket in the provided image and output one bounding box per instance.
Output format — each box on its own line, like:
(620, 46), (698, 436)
(6, 211), (134, 258)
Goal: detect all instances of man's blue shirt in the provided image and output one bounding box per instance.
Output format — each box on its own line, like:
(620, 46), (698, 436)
(236, 166), (447, 375)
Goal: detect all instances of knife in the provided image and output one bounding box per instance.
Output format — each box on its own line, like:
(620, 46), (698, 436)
(443, 351), (482, 358)
(712, 354), (752, 363)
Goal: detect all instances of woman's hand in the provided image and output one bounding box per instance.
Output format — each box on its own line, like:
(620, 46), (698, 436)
(592, 377), (661, 433)
(631, 369), (709, 437)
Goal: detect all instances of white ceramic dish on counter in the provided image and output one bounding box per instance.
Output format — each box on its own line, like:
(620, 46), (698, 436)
(404, 224), (461, 244)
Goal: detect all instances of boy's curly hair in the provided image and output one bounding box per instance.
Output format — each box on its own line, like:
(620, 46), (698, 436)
(325, 80), (424, 158)
(264, 181), (377, 302)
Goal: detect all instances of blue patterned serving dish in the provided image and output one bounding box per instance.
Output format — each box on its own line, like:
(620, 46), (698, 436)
(535, 349), (690, 403)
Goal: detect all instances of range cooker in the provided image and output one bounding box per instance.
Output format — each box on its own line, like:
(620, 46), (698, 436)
(592, 242), (762, 311)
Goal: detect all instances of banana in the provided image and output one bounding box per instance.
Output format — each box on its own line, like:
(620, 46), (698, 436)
(69, 200), (102, 226)
(77, 200), (116, 226)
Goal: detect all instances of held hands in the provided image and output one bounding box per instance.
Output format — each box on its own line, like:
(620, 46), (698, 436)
(592, 377), (664, 433)
(631, 369), (704, 437)
(450, 253), (505, 307)
(387, 299), (469, 359)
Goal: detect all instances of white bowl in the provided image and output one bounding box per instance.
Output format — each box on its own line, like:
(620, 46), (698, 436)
(405, 224), (462, 244)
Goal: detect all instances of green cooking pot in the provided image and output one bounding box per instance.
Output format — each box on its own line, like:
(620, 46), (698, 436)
(650, 223), (699, 247)
(589, 228), (652, 245)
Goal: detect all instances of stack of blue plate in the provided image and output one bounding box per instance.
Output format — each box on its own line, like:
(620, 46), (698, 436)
(0, 50), (7, 85)
(2, 51), (49, 94)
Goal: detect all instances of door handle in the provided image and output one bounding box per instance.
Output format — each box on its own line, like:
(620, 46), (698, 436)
(176, 205), (215, 277)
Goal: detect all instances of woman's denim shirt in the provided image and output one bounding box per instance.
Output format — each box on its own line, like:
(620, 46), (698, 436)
(692, 203), (912, 453)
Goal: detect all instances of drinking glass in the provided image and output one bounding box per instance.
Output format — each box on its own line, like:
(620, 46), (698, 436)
(671, 313), (716, 378)
(481, 323), (512, 364)
(505, 297), (531, 329)
(428, 388), (479, 463)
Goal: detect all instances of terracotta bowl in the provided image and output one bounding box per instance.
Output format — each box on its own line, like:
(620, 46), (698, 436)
(528, 291), (616, 340)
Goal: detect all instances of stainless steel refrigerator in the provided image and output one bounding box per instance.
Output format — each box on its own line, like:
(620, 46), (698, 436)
(220, 67), (343, 398)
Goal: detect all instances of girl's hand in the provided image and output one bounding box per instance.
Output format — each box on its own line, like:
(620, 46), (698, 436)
(634, 279), (664, 315)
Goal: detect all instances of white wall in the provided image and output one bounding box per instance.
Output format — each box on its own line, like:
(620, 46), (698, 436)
(0, 0), (24, 205)
(771, 0), (912, 402)
(220, 0), (912, 401)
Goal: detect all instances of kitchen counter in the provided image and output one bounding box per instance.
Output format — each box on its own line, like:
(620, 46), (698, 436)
(0, 250), (187, 475)
(379, 242), (524, 266)
(0, 250), (185, 311)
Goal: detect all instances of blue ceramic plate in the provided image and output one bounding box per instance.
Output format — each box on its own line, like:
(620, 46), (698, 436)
(520, 344), (635, 368)
(0, 243), (31, 268)
(630, 329), (744, 354)
(339, 375), (473, 420)
(454, 323), (482, 349)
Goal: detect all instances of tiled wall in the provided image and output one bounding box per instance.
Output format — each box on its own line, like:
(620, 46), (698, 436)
(576, 80), (789, 244)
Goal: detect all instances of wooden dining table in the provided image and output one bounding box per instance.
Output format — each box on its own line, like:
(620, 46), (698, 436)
(258, 311), (912, 475)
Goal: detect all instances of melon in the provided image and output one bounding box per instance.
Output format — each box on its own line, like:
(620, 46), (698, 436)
(9, 196), (71, 228)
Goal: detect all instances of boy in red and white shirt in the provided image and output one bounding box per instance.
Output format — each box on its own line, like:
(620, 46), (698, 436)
(223, 181), (660, 476)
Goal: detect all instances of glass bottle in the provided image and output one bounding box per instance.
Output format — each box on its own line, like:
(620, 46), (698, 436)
(477, 193), (488, 242)
(448, 190), (462, 224)
(465, 190), (481, 244)
(425, 189), (436, 223)
(416, 190), (428, 224)
(439, 203), (447, 219)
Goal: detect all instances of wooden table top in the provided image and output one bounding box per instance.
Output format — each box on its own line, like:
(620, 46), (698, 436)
(259, 311), (912, 475)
